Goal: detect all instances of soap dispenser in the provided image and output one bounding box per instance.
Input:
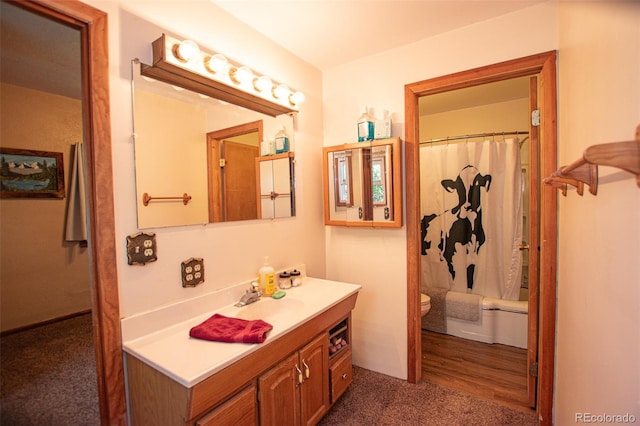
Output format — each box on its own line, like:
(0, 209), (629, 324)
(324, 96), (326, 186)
(259, 256), (276, 296)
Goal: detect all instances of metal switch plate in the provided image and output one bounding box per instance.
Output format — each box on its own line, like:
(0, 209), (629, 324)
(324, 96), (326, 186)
(181, 257), (204, 287)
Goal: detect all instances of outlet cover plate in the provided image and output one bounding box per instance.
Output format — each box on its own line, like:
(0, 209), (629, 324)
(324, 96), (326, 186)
(126, 232), (157, 265)
(181, 257), (204, 287)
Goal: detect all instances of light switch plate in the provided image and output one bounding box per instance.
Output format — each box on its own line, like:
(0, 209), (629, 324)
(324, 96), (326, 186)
(126, 232), (157, 265)
(181, 257), (204, 287)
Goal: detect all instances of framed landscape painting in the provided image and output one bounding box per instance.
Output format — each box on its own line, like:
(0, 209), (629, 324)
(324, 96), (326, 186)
(0, 147), (65, 199)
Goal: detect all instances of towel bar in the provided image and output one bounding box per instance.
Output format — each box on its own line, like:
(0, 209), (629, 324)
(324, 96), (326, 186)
(142, 192), (192, 206)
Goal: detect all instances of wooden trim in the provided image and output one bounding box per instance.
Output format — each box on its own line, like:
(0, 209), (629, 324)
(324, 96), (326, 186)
(12, 1), (126, 424)
(404, 82), (422, 385)
(527, 75), (541, 408)
(537, 51), (558, 426)
(404, 51), (557, 425)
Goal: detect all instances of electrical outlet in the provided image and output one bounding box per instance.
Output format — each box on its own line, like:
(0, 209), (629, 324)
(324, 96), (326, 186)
(181, 257), (204, 287)
(126, 232), (157, 265)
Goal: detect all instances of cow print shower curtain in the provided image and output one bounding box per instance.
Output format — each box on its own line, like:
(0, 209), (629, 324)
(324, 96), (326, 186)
(419, 139), (523, 301)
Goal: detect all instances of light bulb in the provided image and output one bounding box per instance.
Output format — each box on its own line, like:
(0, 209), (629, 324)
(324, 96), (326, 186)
(273, 84), (290, 99)
(205, 54), (228, 74)
(232, 66), (253, 84)
(289, 91), (306, 106)
(254, 75), (272, 93)
(173, 40), (199, 62)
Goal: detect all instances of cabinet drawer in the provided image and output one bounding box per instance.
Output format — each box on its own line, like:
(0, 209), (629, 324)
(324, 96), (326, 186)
(196, 384), (257, 426)
(329, 349), (352, 403)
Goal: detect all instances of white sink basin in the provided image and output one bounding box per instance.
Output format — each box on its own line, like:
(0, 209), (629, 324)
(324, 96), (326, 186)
(233, 297), (304, 321)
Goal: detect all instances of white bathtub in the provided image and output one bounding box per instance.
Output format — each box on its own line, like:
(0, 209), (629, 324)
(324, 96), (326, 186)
(446, 290), (528, 349)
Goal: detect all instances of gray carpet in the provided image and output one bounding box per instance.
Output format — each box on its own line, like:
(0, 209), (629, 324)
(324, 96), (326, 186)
(1, 314), (100, 425)
(320, 366), (537, 426)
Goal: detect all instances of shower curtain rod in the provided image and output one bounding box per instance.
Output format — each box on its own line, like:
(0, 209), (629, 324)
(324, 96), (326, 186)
(420, 130), (529, 145)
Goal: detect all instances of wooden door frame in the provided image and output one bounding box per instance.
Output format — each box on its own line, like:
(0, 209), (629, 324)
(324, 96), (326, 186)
(13, 1), (126, 424)
(404, 51), (557, 425)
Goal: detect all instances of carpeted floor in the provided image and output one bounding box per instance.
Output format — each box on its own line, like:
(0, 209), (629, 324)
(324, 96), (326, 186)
(1, 314), (536, 425)
(320, 366), (537, 426)
(1, 314), (100, 425)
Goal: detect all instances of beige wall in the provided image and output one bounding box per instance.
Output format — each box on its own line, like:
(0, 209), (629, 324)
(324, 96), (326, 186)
(84, 0), (326, 318)
(0, 83), (91, 331)
(420, 98), (529, 141)
(555, 2), (640, 423)
(323, 2), (557, 380)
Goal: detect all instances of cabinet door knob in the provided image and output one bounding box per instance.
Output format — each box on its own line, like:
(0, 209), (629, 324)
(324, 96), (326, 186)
(342, 373), (348, 380)
(302, 360), (310, 379)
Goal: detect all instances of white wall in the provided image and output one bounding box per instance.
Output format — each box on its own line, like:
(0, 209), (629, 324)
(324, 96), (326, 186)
(84, 0), (325, 318)
(323, 2), (557, 380)
(555, 2), (640, 424)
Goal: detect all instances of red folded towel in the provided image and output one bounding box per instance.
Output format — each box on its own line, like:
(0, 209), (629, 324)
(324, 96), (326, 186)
(189, 313), (273, 344)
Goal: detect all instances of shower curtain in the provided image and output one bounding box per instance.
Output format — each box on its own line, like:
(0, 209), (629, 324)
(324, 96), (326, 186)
(419, 139), (522, 300)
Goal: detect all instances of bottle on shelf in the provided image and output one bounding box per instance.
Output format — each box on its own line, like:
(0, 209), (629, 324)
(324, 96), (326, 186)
(357, 105), (374, 142)
(275, 125), (289, 154)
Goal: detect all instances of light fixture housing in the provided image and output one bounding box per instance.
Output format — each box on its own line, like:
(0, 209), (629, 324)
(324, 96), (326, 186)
(140, 34), (302, 117)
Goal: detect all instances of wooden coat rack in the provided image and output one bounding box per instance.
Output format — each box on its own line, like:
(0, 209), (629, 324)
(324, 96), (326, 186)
(544, 125), (640, 196)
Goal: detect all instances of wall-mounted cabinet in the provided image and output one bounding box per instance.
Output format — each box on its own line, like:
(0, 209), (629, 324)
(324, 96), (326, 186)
(323, 137), (402, 228)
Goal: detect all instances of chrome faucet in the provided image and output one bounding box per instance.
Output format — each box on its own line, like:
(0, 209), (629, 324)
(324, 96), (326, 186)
(235, 282), (262, 307)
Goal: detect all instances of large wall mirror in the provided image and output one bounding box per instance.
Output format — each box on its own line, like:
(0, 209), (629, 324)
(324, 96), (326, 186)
(131, 60), (295, 228)
(323, 137), (402, 228)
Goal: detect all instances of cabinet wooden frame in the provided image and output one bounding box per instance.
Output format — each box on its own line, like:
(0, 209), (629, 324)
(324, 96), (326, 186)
(323, 137), (402, 228)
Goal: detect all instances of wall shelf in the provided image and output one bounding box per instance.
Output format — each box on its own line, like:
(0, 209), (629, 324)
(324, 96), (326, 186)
(544, 126), (640, 196)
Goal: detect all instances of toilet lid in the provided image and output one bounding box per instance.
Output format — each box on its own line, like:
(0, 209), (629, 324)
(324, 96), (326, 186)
(421, 294), (431, 305)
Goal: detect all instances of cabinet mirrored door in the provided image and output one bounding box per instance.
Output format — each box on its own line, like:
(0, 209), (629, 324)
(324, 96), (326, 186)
(323, 137), (402, 228)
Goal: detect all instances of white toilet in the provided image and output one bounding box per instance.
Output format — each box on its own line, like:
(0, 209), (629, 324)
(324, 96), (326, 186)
(420, 293), (431, 317)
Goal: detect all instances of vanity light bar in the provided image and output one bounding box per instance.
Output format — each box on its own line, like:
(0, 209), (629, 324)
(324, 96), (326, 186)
(142, 34), (304, 117)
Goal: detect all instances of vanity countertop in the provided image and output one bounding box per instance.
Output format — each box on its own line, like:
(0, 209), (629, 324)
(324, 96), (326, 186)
(122, 278), (360, 388)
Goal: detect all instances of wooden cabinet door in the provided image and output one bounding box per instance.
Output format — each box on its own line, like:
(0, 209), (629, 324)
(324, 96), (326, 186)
(299, 334), (329, 426)
(259, 353), (300, 426)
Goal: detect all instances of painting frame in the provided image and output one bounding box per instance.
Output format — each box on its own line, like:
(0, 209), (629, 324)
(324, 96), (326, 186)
(0, 147), (65, 199)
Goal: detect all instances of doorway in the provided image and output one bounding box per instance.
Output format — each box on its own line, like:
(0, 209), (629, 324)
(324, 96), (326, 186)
(4, 1), (125, 424)
(404, 51), (558, 424)
(207, 120), (262, 222)
(418, 75), (536, 410)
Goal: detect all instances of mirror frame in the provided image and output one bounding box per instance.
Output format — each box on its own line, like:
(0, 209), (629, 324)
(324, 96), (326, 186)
(323, 137), (402, 228)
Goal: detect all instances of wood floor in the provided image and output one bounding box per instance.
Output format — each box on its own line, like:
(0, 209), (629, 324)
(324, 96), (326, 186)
(421, 330), (534, 413)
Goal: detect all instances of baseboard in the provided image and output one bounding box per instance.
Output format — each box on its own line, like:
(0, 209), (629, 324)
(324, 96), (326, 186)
(1, 309), (92, 337)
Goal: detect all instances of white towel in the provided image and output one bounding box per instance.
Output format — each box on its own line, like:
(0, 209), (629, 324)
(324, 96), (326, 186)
(446, 291), (483, 322)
